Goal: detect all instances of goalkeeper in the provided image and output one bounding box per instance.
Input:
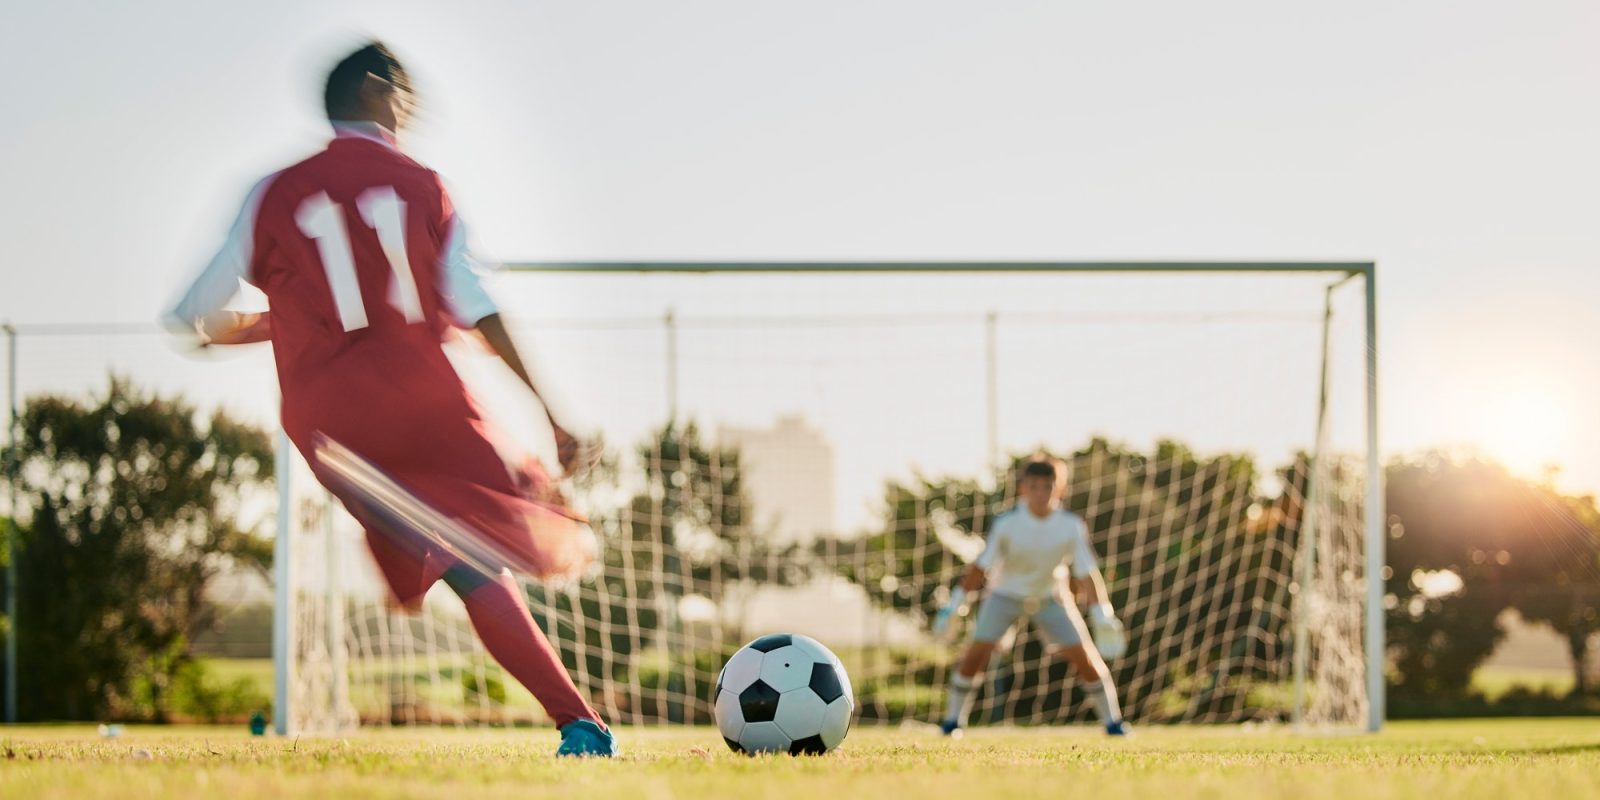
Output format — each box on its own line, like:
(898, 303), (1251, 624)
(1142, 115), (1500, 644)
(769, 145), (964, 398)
(939, 457), (1130, 736)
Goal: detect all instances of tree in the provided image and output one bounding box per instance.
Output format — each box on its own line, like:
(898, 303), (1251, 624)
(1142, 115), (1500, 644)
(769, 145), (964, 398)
(2, 378), (273, 720)
(1500, 485), (1600, 695)
(1382, 454), (1571, 700)
(632, 420), (809, 596)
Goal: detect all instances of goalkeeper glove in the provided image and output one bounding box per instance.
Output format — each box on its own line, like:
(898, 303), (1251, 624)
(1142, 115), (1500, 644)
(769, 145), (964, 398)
(933, 587), (969, 641)
(1088, 603), (1128, 659)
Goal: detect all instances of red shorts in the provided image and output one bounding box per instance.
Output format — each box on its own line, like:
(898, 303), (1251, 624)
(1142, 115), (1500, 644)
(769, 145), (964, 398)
(284, 366), (592, 609)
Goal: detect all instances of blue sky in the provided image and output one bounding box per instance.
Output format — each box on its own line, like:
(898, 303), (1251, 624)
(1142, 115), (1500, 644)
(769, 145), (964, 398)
(3, 1), (1598, 497)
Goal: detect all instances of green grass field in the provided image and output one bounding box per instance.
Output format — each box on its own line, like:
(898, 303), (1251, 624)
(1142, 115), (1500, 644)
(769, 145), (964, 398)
(3, 719), (1599, 799)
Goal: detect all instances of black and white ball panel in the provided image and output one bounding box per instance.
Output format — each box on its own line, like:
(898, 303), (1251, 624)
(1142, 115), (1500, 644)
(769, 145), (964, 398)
(819, 694), (851, 750)
(738, 680), (782, 723)
(789, 734), (828, 756)
(717, 646), (764, 694)
(757, 644), (815, 692)
(789, 633), (854, 701)
(746, 633), (794, 652)
(809, 662), (844, 704)
(715, 689), (747, 742)
(739, 720), (791, 753)
(772, 685), (826, 739)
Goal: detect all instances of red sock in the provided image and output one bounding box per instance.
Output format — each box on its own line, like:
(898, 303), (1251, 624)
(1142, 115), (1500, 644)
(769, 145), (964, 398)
(460, 572), (604, 730)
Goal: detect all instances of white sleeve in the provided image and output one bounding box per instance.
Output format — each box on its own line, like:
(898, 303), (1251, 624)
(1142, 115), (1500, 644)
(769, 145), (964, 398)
(438, 214), (500, 328)
(974, 518), (1006, 570)
(163, 176), (273, 333)
(1069, 516), (1099, 577)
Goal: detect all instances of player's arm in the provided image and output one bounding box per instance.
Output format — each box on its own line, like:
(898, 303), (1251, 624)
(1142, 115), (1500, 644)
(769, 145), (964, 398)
(164, 179), (273, 347)
(1068, 524), (1115, 613)
(1070, 523), (1128, 658)
(960, 563), (986, 592)
(475, 314), (580, 468)
(964, 523), (1005, 592)
(200, 311), (273, 345)
(437, 210), (581, 472)
(1069, 569), (1112, 608)
(933, 524), (999, 638)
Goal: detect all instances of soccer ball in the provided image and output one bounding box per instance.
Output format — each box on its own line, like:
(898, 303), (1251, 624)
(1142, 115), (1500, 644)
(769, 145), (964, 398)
(714, 633), (854, 755)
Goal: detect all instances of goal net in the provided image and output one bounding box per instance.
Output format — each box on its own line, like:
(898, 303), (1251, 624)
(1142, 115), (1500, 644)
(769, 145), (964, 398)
(280, 263), (1377, 732)
(0, 264), (1377, 733)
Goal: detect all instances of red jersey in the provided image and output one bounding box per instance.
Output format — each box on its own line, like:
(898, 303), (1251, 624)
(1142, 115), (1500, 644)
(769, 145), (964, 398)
(169, 123), (497, 425)
(168, 123), (590, 596)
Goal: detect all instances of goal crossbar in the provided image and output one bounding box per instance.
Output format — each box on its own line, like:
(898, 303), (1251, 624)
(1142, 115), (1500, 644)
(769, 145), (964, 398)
(504, 261), (1373, 276)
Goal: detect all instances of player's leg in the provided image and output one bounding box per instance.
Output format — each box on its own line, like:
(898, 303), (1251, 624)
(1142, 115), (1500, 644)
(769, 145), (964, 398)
(415, 435), (613, 755)
(1060, 644), (1128, 735)
(363, 527), (447, 612)
(941, 640), (996, 734)
(298, 399), (607, 754)
(439, 564), (616, 757)
(941, 593), (1021, 734)
(332, 462), (613, 756)
(1036, 600), (1127, 735)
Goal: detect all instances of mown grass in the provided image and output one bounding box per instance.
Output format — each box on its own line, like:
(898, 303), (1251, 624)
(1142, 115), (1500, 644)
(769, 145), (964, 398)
(3, 719), (1598, 800)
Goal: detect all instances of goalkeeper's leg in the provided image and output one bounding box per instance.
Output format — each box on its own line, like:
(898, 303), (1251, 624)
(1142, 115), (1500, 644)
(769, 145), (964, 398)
(941, 641), (996, 734)
(1037, 600), (1127, 735)
(1062, 644), (1126, 735)
(942, 593), (1023, 734)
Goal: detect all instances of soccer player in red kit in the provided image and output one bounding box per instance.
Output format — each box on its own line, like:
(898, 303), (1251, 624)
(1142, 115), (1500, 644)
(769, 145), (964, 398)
(165, 42), (616, 757)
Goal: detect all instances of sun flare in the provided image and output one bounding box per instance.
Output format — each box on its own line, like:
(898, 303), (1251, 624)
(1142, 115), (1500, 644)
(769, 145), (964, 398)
(1476, 387), (1567, 476)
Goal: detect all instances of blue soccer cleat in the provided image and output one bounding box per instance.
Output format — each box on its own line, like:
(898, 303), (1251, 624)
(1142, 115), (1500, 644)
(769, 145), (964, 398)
(557, 719), (617, 757)
(939, 718), (963, 738)
(1105, 720), (1131, 737)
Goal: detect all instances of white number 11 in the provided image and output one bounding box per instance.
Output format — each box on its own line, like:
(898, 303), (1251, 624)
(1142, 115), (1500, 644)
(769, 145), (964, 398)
(295, 186), (425, 332)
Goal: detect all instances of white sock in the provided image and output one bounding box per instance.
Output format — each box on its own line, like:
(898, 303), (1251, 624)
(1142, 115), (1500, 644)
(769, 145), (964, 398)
(1082, 678), (1122, 725)
(945, 673), (976, 725)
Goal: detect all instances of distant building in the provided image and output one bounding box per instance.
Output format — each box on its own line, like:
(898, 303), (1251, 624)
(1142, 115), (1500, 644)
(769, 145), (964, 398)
(719, 415), (837, 544)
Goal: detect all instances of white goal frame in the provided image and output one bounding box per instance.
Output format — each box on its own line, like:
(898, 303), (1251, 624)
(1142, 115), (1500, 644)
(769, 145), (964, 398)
(270, 260), (1382, 734)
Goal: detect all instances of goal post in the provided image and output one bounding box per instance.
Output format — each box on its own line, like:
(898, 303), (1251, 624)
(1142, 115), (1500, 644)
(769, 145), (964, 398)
(274, 261), (1382, 734)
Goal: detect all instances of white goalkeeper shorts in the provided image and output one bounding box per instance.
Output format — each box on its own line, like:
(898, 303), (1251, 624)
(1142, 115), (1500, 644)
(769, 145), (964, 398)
(971, 592), (1090, 648)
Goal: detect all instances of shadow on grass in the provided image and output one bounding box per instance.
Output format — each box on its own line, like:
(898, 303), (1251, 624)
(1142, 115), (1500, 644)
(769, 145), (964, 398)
(1496, 742), (1600, 756)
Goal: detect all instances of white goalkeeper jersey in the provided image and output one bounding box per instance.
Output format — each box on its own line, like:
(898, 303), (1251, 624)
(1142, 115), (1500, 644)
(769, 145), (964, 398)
(975, 505), (1099, 600)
